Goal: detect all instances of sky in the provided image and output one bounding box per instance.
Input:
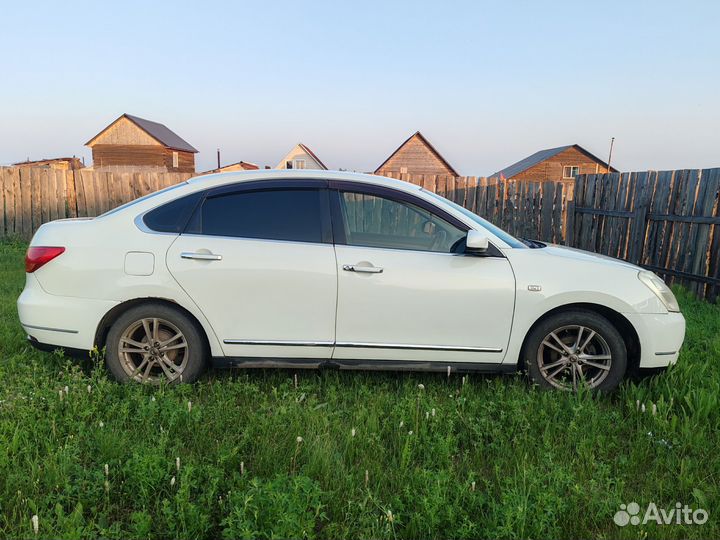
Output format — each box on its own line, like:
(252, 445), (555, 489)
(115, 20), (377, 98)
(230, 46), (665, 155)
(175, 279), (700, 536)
(1, 0), (719, 175)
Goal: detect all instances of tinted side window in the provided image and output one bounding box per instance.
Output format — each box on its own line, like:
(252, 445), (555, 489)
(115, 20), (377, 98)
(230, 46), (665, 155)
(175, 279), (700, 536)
(143, 192), (202, 233)
(200, 189), (324, 243)
(339, 191), (465, 253)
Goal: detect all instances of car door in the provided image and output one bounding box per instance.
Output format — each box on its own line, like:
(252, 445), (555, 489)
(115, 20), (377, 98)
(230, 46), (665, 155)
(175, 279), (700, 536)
(166, 180), (337, 359)
(330, 182), (515, 365)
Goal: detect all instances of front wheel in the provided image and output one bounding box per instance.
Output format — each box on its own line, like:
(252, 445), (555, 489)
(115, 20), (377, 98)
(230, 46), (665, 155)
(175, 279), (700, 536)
(105, 303), (207, 384)
(524, 310), (627, 392)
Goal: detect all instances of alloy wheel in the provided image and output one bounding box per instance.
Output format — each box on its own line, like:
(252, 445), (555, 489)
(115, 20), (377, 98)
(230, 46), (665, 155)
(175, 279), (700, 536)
(536, 324), (612, 391)
(117, 317), (189, 383)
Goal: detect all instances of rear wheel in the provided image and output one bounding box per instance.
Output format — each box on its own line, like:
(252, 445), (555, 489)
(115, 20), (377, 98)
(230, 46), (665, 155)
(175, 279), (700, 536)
(105, 303), (206, 384)
(524, 310), (627, 392)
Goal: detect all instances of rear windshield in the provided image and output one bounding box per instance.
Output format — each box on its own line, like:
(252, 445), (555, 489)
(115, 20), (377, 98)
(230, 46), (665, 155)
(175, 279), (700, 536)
(97, 182), (189, 218)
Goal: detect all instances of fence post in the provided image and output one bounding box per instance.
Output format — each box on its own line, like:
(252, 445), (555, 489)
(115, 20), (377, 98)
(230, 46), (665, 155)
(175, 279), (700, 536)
(67, 170), (78, 218)
(565, 181), (576, 246)
(0, 168), (6, 239)
(628, 171), (650, 265)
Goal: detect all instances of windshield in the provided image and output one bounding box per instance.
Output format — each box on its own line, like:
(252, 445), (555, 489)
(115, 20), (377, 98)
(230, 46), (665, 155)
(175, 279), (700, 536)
(421, 189), (527, 248)
(98, 182), (189, 218)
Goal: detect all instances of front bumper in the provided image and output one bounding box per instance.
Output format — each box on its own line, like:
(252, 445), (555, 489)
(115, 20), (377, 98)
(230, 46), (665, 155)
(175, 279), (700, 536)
(624, 311), (686, 368)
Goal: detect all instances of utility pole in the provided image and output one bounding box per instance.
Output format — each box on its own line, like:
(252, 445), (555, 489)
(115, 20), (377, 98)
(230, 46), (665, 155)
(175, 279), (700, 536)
(217, 148), (221, 169)
(607, 137), (615, 172)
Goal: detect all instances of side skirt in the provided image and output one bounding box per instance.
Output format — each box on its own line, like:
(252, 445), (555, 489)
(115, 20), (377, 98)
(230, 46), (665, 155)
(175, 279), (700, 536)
(212, 356), (517, 374)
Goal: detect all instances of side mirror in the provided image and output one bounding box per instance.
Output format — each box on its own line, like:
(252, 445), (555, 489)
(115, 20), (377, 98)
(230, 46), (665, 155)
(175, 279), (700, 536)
(466, 230), (489, 254)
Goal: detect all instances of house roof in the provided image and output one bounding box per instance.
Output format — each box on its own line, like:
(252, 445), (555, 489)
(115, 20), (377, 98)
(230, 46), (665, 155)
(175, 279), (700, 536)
(221, 161), (259, 170)
(86, 113), (198, 153)
(13, 157), (82, 166)
(203, 161), (259, 174)
(489, 144), (617, 179)
(374, 131), (459, 177)
(297, 143), (328, 170)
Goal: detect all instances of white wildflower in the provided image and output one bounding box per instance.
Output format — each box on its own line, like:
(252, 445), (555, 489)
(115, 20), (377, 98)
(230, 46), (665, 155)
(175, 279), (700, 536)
(641, 403), (646, 413)
(387, 510), (394, 523)
(99, 421), (104, 428)
(104, 464), (109, 477)
(417, 384), (425, 390)
(652, 403), (657, 416)
(31, 515), (39, 536)
(365, 469), (369, 486)
(59, 390), (63, 401)
(296, 436), (303, 443)
(471, 481), (476, 491)
(399, 421), (404, 428)
(636, 399), (640, 410)
(187, 401), (192, 413)
(87, 385), (92, 394)
(170, 476), (176, 487)
(425, 411), (429, 420)
(64, 386), (69, 396)
(408, 430), (413, 436)
(351, 428), (356, 437)
(176, 457), (181, 472)
(240, 461), (245, 475)
(151, 396), (156, 402)
(431, 408), (436, 417)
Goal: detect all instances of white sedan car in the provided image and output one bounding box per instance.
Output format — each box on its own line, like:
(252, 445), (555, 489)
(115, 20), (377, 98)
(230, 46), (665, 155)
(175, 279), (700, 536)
(18, 171), (685, 391)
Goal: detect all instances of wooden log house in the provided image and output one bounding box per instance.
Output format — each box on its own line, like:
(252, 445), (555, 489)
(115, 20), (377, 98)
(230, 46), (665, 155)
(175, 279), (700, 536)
(375, 131), (459, 177)
(489, 144), (617, 182)
(85, 114), (198, 172)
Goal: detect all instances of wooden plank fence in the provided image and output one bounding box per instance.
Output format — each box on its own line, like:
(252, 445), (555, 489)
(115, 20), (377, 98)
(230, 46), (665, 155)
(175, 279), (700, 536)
(0, 167), (193, 240)
(1, 165), (718, 301)
(572, 169), (720, 302)
(383, 173), (573, 245)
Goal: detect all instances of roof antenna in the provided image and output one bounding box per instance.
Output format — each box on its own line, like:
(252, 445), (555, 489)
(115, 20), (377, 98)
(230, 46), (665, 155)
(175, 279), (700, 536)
(607, 137), (615, 173)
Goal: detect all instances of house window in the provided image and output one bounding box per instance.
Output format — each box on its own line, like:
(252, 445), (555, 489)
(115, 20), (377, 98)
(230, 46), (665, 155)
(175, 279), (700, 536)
(400, 166), (408, 174)
(285, 160), (293, 169)
(294, 159), (306, 170)
(172, 152), (179, 169)
(563, 165), (579, 179)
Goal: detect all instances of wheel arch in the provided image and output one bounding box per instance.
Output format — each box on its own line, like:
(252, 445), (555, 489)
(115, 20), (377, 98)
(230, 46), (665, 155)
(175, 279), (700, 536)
(517, 302), (641, 373)
(94, 297), (215, 356)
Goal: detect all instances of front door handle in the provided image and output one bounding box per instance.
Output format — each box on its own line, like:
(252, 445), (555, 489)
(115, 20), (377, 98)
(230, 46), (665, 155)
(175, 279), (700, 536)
(343, 264), (383, 274)
(181, 252), (223, 261)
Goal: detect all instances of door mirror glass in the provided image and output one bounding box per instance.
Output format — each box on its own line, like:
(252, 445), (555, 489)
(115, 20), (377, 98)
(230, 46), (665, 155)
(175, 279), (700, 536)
(466, 230), (489, 253)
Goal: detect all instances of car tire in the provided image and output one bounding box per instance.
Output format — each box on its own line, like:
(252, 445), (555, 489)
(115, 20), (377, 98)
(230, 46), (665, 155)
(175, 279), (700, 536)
(105, 303), (207, 384)
(524, 310), (627, 392)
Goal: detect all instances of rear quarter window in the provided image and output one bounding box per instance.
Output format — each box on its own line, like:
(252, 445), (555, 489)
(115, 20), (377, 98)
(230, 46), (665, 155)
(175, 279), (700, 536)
(142, 192), (203, 233)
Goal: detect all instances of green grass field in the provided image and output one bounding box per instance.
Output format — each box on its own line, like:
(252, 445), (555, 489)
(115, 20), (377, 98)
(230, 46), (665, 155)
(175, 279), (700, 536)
(1, 241), (718, 539)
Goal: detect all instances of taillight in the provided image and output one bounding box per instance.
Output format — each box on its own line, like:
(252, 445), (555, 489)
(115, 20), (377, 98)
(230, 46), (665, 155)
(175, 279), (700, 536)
(25, 246), (65, 273)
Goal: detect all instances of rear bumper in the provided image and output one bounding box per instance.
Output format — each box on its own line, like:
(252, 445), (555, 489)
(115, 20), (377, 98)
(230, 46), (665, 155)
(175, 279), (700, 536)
(27, 335), (90, 358)
(17, 274), (118, 351)
(625, 311), (686, 368)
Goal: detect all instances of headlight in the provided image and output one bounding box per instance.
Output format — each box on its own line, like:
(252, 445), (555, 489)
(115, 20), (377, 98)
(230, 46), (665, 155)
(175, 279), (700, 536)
(638, 271), (680, 312)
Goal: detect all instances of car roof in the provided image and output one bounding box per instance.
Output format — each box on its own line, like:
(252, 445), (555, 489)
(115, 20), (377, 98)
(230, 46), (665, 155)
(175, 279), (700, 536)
(187, 169), (423, 193)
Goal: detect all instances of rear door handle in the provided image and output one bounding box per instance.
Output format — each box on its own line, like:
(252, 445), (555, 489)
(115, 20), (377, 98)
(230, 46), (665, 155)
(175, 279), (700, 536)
(343, 264), (383, 274)
(181, 252), (223, 261)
